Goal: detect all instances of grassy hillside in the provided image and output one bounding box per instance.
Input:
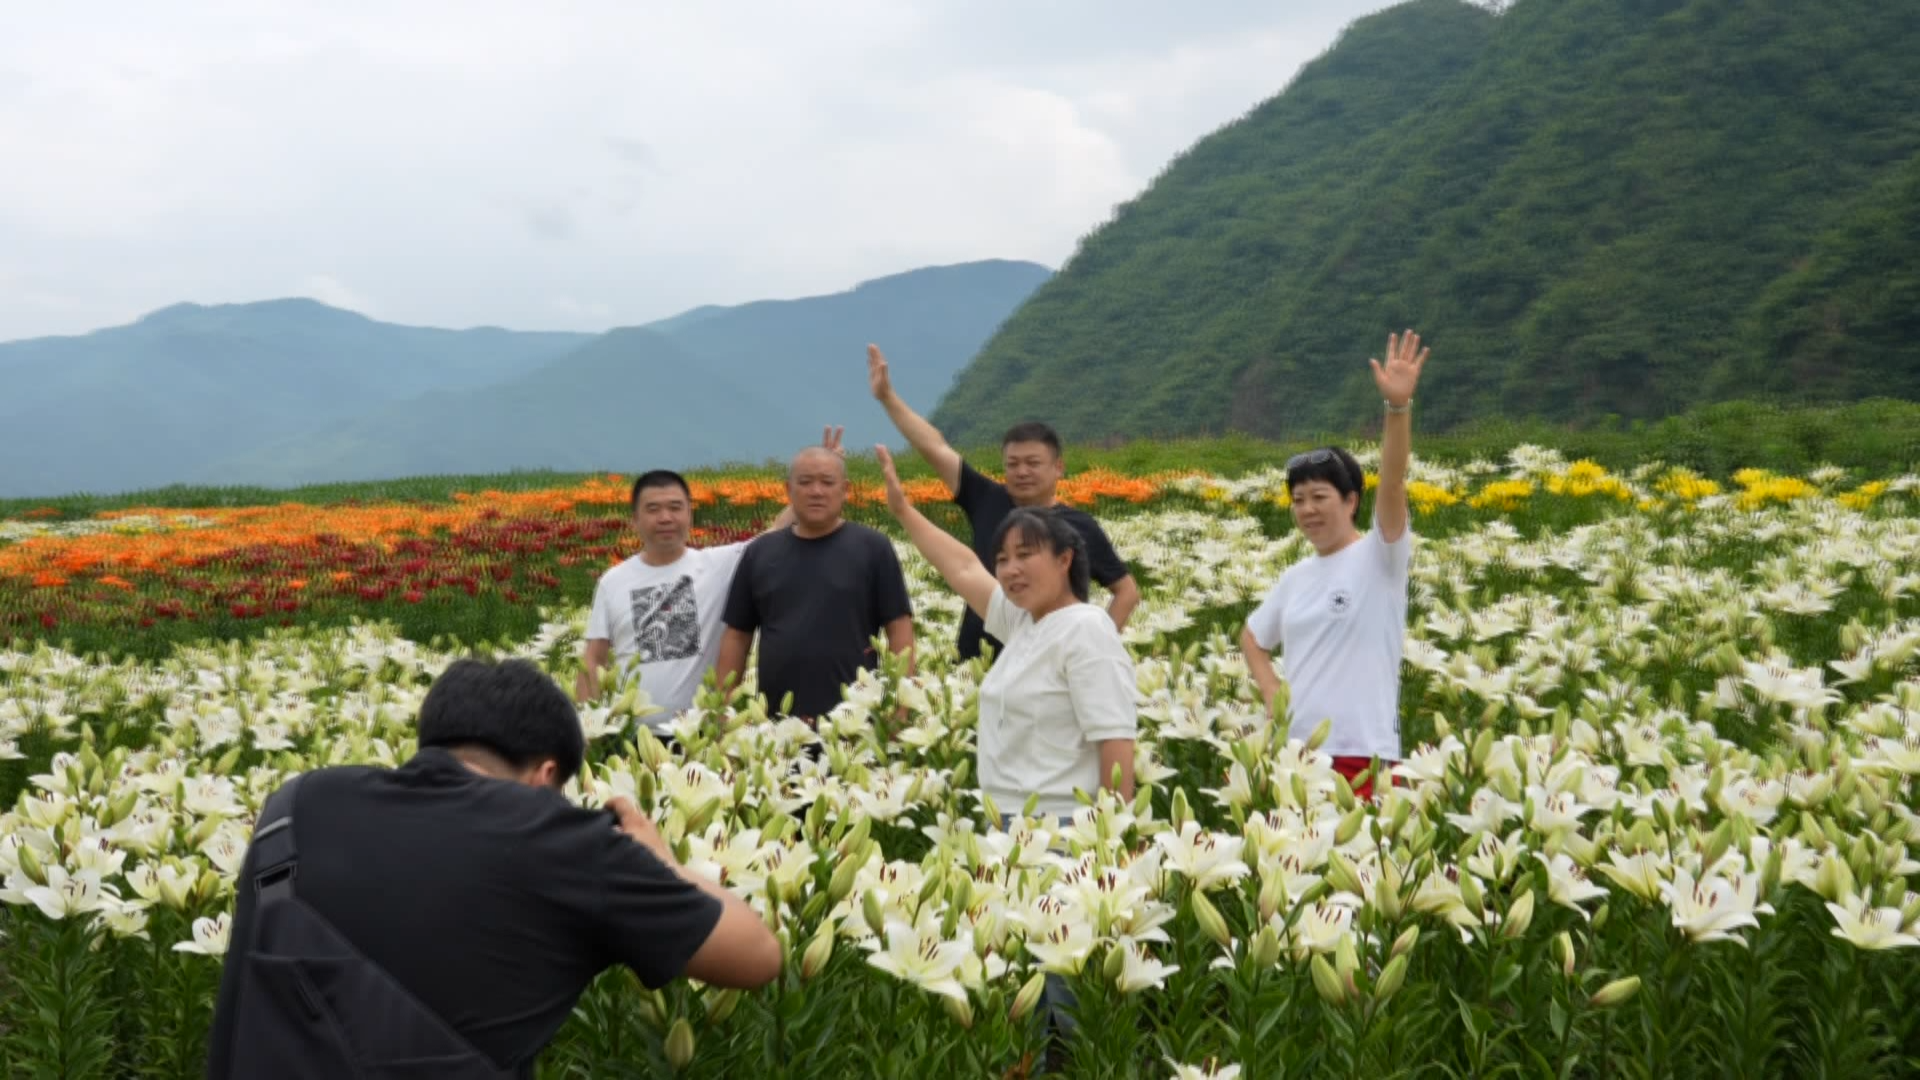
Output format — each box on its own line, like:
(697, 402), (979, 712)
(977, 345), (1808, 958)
(933, 0), (1920, 445)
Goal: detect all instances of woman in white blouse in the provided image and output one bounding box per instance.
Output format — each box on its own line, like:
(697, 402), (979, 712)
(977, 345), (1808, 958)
(874, 446), (1136, 818)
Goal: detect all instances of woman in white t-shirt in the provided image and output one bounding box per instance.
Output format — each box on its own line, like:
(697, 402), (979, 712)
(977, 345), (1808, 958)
(1241, 330), (1430, 799)
(874, 445), (1137, 819)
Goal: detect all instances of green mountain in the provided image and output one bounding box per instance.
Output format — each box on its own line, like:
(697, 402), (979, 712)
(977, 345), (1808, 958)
(0, 300), (591, 496)
(932, 0), (1920, 446)
(200, 260), (1052, 486)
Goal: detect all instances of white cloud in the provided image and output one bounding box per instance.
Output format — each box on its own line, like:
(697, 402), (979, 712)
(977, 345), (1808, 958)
(0, 1), (1393, 340)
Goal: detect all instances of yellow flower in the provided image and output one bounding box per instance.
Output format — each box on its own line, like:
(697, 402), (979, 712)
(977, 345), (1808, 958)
(1468, 478), (1535, 511)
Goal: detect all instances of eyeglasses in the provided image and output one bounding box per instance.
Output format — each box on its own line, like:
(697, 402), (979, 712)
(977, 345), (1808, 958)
(1286, 448), (1337, 471)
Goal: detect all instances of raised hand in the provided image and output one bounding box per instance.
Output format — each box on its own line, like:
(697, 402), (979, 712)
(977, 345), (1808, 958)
(822, 425), (846, 457)
(1369, 329), (1430, 408)
(867, 344), (895, 402)
(874, 444), (910, 517)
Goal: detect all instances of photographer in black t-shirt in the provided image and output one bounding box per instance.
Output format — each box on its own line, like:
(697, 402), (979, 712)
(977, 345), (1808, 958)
(716, 445), (916, 720)
(206, 659), (780, 1077)
(867, 343), (1139, 661)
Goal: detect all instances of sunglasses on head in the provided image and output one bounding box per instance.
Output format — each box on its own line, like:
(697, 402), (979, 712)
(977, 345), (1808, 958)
(1286, 448), (1338, 471)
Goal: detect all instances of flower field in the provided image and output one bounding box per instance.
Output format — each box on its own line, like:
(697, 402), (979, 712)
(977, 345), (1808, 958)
(2, 444), (1919, 1077)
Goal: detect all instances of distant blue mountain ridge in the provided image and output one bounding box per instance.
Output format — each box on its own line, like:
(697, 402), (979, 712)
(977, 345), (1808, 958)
(0, 260), (1051, 497)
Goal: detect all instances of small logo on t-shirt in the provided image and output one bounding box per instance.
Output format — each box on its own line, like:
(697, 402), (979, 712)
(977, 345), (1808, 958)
(1329, 588), (1354, 616)
(629, 576), (700, 662)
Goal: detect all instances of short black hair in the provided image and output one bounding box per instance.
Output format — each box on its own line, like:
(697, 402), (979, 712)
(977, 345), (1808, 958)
(630, 470), (692, 513)
(988, 508), (1090, 602)
(418, 659), (586, 784)
(1001, 422), (1062, 458)
(1286, 446), (1366, 524)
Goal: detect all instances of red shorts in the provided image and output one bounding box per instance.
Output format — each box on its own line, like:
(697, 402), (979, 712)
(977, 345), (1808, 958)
(1331, 756), (1402, 801)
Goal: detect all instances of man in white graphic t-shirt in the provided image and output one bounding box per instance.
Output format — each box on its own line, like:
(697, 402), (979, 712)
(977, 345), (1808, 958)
(578, 431), (838, 726)
(1241, 330), (1430, 799)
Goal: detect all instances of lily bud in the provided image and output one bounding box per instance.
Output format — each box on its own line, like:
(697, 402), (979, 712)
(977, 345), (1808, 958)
(1325, 852), (1365, 898)
(1391, 925), (1420, 960)
(706, 989), (742, 1024)
(1592, 902), (1611, 932)
(1458, 873), (1485, 915)
(1590, 975), (1642, 1009)
(942, 994), (975, 1029)
(1333, 772), (1357, 813)
(827, 855), (860, 906)
(801, 925), (835, 981)
(1172, 787), (1193, 832)
(1374, 953), (1409, 1003)
(1010, 970), (1048, 1022)
(1389, 797), (1414, 838)
(1249, 924), (1283, 969)
(1191, 888), (1233, 948)
(1103, 942), (1128, 983)
(862, 890), (887, 938)
(1377, 859), (1404, 922)
(1502, 890), (1535, 940)
(1305, 718), (1333, 753)
(1470, 729), (1494, 773)
(17, 842), (46, 886)
(1552, 931), (1576, 978)
(664, 1018), (695, 1070)
(1333, 933), (1359, 984)
(1310, 954), (1348, 1007)
(1258, 870), (1287, 924)
(1290, 772), (1310, 809)
(1334, 805), (1365, 846)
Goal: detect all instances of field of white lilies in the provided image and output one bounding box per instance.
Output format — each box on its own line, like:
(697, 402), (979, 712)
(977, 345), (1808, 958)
(2, 446), (1918, 1078)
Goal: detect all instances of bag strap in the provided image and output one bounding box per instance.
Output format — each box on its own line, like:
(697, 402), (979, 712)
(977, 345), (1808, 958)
(251, 774), (304, 904)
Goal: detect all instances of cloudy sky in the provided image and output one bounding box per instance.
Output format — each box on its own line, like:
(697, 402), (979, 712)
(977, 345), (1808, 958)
(0, 1), (1391, 341)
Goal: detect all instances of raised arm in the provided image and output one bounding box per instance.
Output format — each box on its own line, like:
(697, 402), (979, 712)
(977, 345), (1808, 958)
(874, 445), (997, 619)
(1369, 329), (1429, 544)
(869, 345), (963, 496)
(576, 638), (612, 701)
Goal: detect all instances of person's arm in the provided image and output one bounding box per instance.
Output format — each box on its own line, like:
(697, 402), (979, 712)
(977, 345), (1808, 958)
(1369, 330), (1429, 544)
(715, 628), (752, 697)
(1098, 739), (1136, 801)
(1240, 623), (1285, 718)
(1078, 519), (1138, 632)
(872, 445), (997, 619)
(883, 615), (915, 675)
(716, 555), (759, 696)
(606, 797), (781, 989)
(1105, 574), (1141, 631)
(577, 639), (612, 701)
(868, 344), (963, 496)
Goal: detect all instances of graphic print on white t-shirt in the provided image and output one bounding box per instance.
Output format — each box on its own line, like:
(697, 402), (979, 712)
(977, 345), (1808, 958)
(628, 576), (699, 663)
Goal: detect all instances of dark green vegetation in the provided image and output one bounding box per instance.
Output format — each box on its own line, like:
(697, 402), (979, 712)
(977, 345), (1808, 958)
(933, 0), (1920, 446)
(0, 261), (1049, 499)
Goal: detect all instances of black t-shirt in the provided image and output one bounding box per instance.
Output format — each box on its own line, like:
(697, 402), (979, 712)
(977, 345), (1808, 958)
(954, 459), (1130, 661)
(206, 749), (722, 1076)
(722, 522), (913, 718)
